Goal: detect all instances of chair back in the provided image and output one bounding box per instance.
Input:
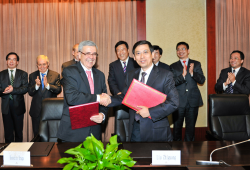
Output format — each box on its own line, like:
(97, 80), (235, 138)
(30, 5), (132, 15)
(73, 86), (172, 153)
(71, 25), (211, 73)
(39, 97), (64, 142)
(209, 94), (250, 140)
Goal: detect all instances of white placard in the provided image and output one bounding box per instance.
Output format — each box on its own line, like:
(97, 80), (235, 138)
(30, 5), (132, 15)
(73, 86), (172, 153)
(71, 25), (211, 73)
(3, 151), (30, 166)
(152, 150), (181, 165)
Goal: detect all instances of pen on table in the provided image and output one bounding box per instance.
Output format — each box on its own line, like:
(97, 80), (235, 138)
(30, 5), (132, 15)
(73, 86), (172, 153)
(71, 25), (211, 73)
(0, 143), (9, 150)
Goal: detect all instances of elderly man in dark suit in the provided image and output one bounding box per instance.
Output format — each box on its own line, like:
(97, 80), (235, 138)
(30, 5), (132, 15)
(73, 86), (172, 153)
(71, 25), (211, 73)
(152, 45), (170, 71)
(0, 52), (28, 142)
(28, 55), (61, 137)
(106, 40), (179, 142)
(57, 40), (110, 142)
(108, 41), (139, 96)
(170, 41), (205, 142)
(215, 50), (250, 95)
(61, 43), (80, 71)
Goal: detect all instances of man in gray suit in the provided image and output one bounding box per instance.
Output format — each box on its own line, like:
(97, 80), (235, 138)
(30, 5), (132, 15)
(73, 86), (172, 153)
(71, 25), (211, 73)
(61, 43), (79, 71)
(57, 40), (110, 142)
(28, 55), (61, 136)
(170, 42), (205, 141)
(0, 52), (28, 142)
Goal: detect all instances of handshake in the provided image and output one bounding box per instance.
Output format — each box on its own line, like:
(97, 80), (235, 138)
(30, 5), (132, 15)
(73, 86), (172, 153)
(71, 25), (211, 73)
(100, 93), (111, 106)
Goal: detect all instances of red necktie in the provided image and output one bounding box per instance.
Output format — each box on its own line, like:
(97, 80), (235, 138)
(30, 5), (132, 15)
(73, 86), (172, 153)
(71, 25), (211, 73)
(86, 71), (94, 94)
(183, 60), (187, 70)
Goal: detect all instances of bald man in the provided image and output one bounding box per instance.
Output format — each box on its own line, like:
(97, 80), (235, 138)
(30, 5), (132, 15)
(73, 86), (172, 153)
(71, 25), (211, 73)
(28, 55), (61, 136)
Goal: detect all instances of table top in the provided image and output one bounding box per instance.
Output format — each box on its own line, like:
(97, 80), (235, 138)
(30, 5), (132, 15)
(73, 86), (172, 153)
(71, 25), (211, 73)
(0, 141), (249, 169)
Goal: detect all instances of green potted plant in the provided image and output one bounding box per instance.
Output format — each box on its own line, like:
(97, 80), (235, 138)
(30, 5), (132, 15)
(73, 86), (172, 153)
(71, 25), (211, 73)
(58, 134), (136, 170)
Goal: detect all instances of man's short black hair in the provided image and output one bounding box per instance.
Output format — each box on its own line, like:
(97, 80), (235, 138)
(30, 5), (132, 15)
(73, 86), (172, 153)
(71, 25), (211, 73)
(6, 52), (19, 61)
(115, 41), (129, 51)
(176, 42), (189, 50)
(153, 45), (163, 55)
(230, 50), (244, 60)
(132, 40), (154, 55)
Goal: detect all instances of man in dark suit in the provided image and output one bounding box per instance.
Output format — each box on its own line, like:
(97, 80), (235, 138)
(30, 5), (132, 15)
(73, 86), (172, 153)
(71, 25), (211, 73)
(215, 50), (250, 95)
(61, 43), (79, 71)
(57, 40), (110, 142)
(170, 42), (205, 141)
(0, 52), (28, 142)
(152, 45), (171, 71)
(108, 41), (139, 96)
(106, 40), (179, 142)
(28, 55), (61, 137)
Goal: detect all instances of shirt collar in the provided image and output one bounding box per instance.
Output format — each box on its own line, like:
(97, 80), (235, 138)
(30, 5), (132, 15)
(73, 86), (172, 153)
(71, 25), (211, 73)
(232, 67), (241, 73)
(120, 57), (129, 66)
(140, 63), (154, 76)
(155, 61), (159, 66)
(40, 69), (48, 75)
(80, 62), (92, 72)
(8, 68), (16, 73)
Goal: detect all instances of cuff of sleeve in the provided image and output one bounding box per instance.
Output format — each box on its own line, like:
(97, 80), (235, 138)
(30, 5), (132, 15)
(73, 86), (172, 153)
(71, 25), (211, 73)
(232, 80), (236, 86)
(35, 84), (39, 90)
(100, 112), (105, 121)
(97, 95), (100, 102)
(223, 83), (228, 91)
(46, 83), (50, 90)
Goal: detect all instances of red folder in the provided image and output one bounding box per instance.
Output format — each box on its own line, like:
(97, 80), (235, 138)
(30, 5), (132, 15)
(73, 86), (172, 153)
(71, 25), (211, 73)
(122, 79), (167, 112)
(69, 102), (99, 130)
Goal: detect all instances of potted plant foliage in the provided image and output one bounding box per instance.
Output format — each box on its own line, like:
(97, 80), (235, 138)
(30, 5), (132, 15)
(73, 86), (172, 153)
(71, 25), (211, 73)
(58, 134), (136, 170)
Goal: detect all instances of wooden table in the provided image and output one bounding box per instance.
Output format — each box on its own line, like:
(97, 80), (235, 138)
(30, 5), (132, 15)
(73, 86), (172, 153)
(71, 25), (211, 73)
(0, 141), (250, 169)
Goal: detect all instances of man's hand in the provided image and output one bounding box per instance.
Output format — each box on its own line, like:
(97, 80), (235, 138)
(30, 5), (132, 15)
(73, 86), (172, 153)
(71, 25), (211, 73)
(35, 76), (41, 86)
(90, 113), (104, 123)
(224, 77), (231, 86)
(189, 63), (194, 75)
(228, 72), (236, 83)
(182, 65), (187, 77)
(3, 85), (13, 94)
(43, 75), (48, 88)
(100, 93), (111, 106)
(117, 92), (122, 95)
(136, 106), (150, 118)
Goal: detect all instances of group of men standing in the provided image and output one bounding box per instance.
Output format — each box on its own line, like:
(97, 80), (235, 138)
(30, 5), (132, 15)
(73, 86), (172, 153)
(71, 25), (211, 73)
(0, 39), (249, 143)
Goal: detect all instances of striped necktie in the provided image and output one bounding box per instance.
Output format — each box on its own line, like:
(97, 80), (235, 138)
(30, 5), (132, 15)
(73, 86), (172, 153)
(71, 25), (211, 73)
(226, 70), (235, 94)
(9, 70), (14, 100)
(123, 62), (126, 73)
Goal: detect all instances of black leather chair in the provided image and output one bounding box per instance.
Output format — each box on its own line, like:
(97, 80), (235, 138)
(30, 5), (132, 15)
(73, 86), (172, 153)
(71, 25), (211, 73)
(31, 97), (64, 142)
(207, 94), (250, 141)
(113, 105), (130, 142)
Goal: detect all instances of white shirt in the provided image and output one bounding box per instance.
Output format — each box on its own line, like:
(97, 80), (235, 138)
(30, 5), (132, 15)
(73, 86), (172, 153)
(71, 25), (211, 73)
(8, 68), (16, 80)
(154, 61), (159, 66)
(138, 63), (154, 84)
(120, 57), (129, 69)
(35, 69), (50, 90)
(223, 67), (241, 91)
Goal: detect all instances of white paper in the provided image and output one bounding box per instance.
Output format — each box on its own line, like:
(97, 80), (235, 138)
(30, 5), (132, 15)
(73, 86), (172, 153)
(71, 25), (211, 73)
(152, 150), (181, 165)
(3, 151), (30, 166)
(0, 142), (34, 156)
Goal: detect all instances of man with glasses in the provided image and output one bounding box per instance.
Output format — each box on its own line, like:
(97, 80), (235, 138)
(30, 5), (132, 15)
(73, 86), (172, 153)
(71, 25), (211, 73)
(215, 50), (250, 95)
(0, 52), (28, 142)
(57, 40), (110, 142)
(170, 41), (205, 142)
(106, 40), (179, 142)
(61, 43), (80, 72)
(28, 55), (61, 137)
(152, 45), (170, 71)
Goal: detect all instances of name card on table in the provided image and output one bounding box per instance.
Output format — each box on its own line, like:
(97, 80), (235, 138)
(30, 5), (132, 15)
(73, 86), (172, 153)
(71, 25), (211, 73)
(152, 150), (181, 165)
(3, 151), (31, 166)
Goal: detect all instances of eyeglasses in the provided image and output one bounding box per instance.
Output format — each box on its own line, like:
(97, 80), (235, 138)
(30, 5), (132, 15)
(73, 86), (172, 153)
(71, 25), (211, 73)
(79, 51), (98, 57)
(8, 58), (17, 61)
(177, 48), (186, 51)
(135, 50), (149, 56)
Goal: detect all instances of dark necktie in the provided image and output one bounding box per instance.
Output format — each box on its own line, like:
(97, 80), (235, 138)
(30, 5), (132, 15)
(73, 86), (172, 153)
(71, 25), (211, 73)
(9, 70), (14, 100)
(41, 73), (46, 89)
(123, 62), (126, 73)
(135, 72), (147, 121)
(226, 70), (235, 94)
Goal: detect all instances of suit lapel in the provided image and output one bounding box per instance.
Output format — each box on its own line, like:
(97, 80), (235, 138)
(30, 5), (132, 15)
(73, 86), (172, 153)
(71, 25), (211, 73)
(133, 68), (140, 81)
(236, 67), (244, 82)
(117, 60), (125, 76)
(147, 65), (159, 87)
(46, 70), (53, 84)
(126, 57), (134, 72)
(13, 69), (19, 87)
(4, 70), (11, 85)
(93, 68), (99, 94)
(76, 62), (91, 94)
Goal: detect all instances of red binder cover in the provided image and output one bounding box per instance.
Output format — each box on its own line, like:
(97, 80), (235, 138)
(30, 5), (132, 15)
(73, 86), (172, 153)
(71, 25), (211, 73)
(69, 102), (99, 130)
(122, 79), (167, 112)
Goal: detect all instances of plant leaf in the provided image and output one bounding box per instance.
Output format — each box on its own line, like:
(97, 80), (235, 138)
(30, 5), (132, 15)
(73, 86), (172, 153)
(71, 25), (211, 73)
(85, 154), (97, 162)
(103, 159), (116, 169)
(91, 134), (104, 159)
(83, 136), (95, 155)
(109, 135), (118, 145)
(116, 150), (132, 161)
(87, 162), (97, 169)
(75, 148), (91, 156)
(63, 162), (76, 170)
(120, 159), (136, 167)
(65, 148), (80, 156)
(57, 157), (75, 164)
(103, 143), (119, 160)
(97, 160), (104, 170)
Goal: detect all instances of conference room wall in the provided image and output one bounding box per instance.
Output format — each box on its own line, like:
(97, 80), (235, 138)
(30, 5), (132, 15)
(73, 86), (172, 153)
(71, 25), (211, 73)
(146, 0), (207, 127)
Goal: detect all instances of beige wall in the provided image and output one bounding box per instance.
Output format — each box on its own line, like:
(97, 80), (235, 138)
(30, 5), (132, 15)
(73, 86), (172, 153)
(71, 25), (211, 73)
(146, 0), (207, 127)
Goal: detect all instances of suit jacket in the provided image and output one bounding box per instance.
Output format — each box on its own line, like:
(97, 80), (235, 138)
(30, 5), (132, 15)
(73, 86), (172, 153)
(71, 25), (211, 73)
(108, 57), (139, 95)
(170, 59), (205, 108)
(158, 61), (171, 71)
(61, 59), (76, 72)
(28, 69), (61, 117)
(109, 65), (179, 142)
(0, 69), (28, 115)
(215, 67), (250, 95)
(57, 62), (109, 142)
